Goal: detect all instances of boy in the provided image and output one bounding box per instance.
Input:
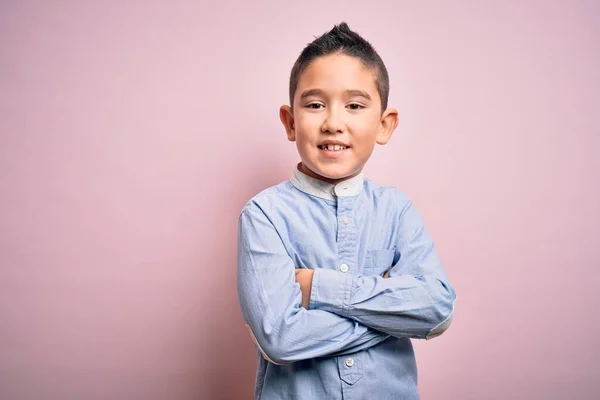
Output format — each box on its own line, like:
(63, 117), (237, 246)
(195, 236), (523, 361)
(237, 22), (456, 400)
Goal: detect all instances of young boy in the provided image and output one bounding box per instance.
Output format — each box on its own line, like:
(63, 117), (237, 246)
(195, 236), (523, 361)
(237, 22), (456, 400)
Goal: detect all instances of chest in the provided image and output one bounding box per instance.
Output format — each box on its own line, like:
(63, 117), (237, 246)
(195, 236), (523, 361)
(274, 197), (399, 276)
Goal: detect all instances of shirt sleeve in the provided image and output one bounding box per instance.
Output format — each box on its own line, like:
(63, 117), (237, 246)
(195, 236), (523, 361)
(237, 204), (390, 365)
(309, 200), (456, 340)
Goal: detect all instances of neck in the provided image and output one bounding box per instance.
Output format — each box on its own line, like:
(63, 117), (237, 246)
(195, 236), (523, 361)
(298, 163), (361, 185)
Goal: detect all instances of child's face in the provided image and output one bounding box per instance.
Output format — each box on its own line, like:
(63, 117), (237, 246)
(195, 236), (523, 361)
(280, 53), (398, 184)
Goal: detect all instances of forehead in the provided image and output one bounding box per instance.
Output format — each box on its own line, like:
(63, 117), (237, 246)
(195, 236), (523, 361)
(296, 53), (379, 97)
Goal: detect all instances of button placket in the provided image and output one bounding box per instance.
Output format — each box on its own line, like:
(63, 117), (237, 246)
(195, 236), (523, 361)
(334, 194), (363, 386)
(335, 195), (358, 317)
(336, 197), (355, 274)
(338, 354), (362, 385)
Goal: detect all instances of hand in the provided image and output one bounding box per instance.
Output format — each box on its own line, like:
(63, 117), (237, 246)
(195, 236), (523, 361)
(383, 266), (393, 279)
(295, 269), (314, 309)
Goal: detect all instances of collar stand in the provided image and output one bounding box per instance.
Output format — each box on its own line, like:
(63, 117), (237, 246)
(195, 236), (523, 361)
(290, 164), (364, 201)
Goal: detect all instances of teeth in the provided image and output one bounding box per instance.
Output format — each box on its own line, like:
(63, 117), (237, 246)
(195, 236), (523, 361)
(322, 144), (347, 151)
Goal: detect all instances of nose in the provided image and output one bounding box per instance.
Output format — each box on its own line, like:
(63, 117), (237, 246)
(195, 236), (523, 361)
(321, 106), (345, 134)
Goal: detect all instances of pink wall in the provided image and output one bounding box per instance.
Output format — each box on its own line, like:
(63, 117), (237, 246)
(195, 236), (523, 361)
(1, 1), (598, 399)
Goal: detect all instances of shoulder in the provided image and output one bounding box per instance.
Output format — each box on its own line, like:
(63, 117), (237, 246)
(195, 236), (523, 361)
(363, 178), (412, 208)
(239, 180), (295, 217)
(363, 179), (428, 231)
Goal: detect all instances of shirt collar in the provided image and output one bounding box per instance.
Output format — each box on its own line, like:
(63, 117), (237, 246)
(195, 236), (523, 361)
(290, 163), (364, 201)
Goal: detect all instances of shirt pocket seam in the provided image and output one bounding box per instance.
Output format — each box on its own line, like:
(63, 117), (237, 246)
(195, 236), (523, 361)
(364, 249), (396, 272)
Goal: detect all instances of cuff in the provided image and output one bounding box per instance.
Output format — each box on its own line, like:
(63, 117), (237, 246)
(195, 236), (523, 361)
(309, 268), (354, 316)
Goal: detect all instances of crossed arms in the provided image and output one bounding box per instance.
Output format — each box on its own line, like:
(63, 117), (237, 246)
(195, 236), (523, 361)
(237, 202), (456, 365)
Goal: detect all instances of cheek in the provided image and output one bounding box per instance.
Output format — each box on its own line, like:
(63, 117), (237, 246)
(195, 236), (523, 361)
(295, 132), (312, 147)
(350, 134), (377, 161)
(358, 113), (381, 130)
(294, 122), (319, 147)
(294, 132), (316, 157)
(296, 112), (323, 131)
(353, 119), (380, 149)
(358, 139), (377, 156)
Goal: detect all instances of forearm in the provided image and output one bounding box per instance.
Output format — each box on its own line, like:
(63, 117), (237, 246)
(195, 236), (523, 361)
(239, 282), (389, 364)
(309, 268), (455, 339)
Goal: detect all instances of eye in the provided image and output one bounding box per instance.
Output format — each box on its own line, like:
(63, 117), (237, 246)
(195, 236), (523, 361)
(306, 103), (324, 109)
(347, 103), (365, 110)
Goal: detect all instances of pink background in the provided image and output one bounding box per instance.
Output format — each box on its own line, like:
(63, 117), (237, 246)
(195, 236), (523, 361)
(1, 1), (599, 399)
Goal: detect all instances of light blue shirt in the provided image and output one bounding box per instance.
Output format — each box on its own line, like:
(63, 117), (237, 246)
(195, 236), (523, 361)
(237, 166), (456, 399)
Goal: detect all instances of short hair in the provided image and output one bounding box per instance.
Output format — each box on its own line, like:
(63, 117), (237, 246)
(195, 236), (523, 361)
(289, 22), (390, 112)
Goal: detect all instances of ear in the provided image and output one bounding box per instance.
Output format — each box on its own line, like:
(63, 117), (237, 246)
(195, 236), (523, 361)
(376, 108), (399, 145)
(279, 105), (296, 142)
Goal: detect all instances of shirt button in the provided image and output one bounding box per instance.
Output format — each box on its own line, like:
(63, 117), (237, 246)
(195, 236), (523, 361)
(345, 358), (354, 367)
(339, 264), (349, 273)
(343, 216), (350, 224)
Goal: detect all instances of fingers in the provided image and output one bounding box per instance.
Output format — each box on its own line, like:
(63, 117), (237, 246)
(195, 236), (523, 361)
(383, 266), (392, 278)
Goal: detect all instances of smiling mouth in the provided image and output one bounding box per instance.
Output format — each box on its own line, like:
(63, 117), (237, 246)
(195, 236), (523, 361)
(318, 144), (349, 151)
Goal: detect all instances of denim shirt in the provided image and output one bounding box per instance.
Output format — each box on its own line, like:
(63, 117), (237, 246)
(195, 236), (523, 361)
(237, 166), (456, 399)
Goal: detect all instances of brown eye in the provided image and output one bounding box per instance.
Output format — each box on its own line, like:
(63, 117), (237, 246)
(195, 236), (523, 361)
(307, 103), (324, 109)
(347, 103), (364, 110)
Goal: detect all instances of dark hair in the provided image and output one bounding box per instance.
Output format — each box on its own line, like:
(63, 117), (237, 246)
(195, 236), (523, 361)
(289, 22), (390, 112)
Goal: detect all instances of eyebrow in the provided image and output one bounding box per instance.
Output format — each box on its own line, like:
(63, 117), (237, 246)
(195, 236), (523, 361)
(300, 89), (372, 101)
(345, 89), (372, 100)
